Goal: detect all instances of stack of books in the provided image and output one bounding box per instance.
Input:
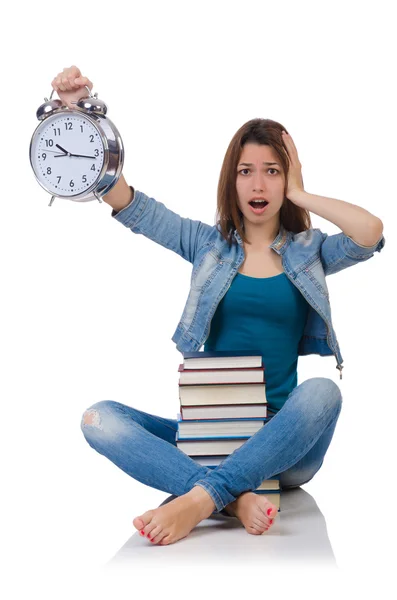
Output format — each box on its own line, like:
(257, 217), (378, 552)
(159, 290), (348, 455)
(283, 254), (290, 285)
(176, 350), (281, 514)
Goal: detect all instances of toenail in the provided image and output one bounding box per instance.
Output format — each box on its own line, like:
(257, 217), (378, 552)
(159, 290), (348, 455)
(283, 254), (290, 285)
(147, 534), (151, 539)
(267, 508), (272, 515)
(150, 539), (154, 542)
(269, 519), (273, 524)
(140, 530), (144, 535)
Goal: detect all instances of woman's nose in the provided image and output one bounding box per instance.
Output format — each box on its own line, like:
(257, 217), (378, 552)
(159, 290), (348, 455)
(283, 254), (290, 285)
(253, 179), (265, 190)
(253, 175), (266, 189)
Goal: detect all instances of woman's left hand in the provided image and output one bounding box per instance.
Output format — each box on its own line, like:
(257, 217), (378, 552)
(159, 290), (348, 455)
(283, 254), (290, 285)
(282, 131), (305, 203)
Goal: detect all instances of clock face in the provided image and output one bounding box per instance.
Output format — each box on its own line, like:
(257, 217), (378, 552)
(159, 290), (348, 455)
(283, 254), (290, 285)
(30, 111), (106, 197)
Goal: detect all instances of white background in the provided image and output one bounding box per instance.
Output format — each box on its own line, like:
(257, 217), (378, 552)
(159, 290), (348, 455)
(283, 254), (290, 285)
(1, 0), (396, 596)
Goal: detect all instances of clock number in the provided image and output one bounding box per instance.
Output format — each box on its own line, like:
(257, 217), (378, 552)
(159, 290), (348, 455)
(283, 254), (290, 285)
(42, 153), (47, 160)
(53, 128), (61, 136)
(82, 175), (87, 183)
(57, 176), (62, 184)
(70, 180), (74, 188)
(94, 149), (99, 157)
(89, 134), (94, 142)
(80, 125), (84, 132)
(90, 164), (96, 171)
(65, 122), (73, 130)
(47, 167), (52, 174)
(45, 139), (54, 147)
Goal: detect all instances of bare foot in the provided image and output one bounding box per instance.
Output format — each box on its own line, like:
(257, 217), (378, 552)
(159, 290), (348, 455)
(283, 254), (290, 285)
(223, 492), (278, 534)
(132, 485), (216, 546)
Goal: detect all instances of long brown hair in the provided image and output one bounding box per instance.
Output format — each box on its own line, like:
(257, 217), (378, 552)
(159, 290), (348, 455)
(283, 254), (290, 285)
(215, 118), (312, 247)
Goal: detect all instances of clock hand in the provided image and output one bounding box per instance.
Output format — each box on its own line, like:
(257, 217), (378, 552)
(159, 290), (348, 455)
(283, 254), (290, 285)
(70, 153), (97, 159)
(56, 144), (69, 154)
(53, 153), (97, 159)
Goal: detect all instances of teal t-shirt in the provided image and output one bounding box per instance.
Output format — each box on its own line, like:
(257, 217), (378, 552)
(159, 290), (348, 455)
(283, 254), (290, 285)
(204, 272), (310, 411)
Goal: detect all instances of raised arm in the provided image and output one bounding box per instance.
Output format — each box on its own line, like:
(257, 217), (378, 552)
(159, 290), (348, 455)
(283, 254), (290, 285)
(51, 66), (215, 263)
(110, 186), (216, 264)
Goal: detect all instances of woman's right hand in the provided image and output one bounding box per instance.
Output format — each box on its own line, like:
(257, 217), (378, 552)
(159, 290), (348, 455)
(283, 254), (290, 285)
(51, 65), (94, 109)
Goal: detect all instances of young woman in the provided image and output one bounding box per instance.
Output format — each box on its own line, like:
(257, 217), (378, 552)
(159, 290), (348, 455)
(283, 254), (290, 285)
(52, 66), (385, 547)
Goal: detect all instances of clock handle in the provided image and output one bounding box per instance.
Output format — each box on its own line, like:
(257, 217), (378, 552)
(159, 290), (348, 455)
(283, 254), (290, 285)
(49, 85), (94, 102)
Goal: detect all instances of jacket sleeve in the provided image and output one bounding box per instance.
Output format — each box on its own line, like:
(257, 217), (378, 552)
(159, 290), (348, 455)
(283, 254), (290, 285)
(319, 228), (386, 276)
(111, 187), (215, 264)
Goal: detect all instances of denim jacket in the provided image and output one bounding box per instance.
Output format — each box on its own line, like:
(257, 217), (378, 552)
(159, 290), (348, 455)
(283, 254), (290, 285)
(112, 187), (385, 380)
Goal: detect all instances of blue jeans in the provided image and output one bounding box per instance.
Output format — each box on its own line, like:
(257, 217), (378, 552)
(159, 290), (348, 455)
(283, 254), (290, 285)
(81, 377), (342, 514)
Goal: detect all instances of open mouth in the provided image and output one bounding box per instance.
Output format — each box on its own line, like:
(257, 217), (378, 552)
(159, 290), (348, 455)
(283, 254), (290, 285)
(249, 200), (269, 214)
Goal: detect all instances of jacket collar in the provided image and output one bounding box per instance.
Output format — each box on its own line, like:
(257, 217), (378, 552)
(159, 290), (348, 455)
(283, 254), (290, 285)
(233, 222), (290, 253)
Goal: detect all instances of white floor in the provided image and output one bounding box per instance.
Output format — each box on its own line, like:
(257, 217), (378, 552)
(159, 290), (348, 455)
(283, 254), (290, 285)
(105, 486), (337, 569)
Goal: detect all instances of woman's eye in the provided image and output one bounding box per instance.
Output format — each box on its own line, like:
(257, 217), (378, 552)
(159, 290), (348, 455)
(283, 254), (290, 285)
(239, 168), (278, 175)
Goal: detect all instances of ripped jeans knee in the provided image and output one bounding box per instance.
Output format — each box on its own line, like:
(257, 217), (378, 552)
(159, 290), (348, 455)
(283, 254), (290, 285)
(82, 408), (103, 430)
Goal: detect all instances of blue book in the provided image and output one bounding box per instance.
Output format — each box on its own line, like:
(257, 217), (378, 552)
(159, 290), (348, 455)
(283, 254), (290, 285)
(176, 412), (267, 423)
(182, 350), (264, 370)
(177, 412), (269, 439)
(182, 350), (263, 359)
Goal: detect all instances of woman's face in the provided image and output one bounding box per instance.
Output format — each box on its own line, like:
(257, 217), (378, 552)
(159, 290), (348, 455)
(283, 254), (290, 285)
(236, 142), (285, 226)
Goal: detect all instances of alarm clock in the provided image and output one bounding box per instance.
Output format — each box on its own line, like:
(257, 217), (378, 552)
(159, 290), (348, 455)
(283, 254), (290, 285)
(29, 85), (124, 206)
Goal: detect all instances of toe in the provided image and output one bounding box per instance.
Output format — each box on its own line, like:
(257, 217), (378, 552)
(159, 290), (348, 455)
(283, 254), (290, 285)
(159, 533), (173, 545)
(246, 525), (262, 535)
(253, 516), (268, 531)
(147, 525), (163, 543)
(133, 517), (145, 531)
(264, 501), (278, 518)
(253, 506), (269, 527)
(253, 522), (267, 534)
(133, 510), (154, 532)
